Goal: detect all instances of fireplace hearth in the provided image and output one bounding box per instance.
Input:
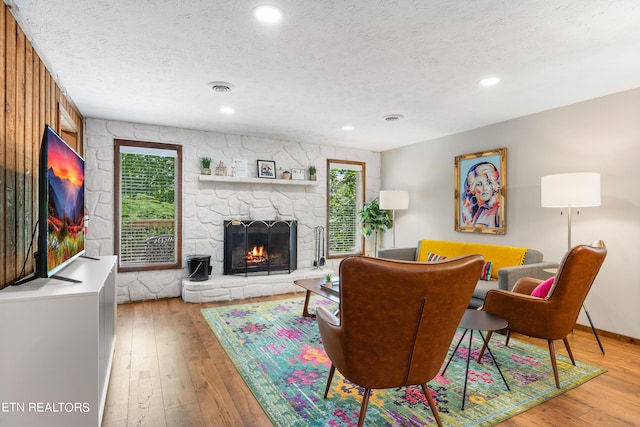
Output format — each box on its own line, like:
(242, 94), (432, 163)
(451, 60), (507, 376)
(224, 220), (297, 276)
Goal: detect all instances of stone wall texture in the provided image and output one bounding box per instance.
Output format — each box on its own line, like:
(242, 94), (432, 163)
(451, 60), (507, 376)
(84, 119), (381, 303)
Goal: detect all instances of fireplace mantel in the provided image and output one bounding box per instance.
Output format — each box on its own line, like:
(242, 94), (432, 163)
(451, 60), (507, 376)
(199, 175), (319, 186)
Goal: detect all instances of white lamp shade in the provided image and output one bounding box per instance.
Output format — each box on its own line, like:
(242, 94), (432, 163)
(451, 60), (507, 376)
(541, 173), (601, 207)
(379, 190), (409, 210)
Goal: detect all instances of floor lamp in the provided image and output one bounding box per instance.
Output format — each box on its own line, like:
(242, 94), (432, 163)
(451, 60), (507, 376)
(541, 172), (604, 354)
(379, 190), (409, 248)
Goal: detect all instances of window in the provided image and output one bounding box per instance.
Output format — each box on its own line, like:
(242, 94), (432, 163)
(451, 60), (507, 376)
(114, 140), (182, 271)
(327, 159), (365, 258)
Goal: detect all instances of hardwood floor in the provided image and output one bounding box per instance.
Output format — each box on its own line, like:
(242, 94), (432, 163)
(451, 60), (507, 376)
(102, 294), (640, 426)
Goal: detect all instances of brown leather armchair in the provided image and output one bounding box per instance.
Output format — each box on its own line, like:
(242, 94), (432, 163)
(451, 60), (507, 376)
(316, 254), (484, 427)
(480, 240), (607, 388)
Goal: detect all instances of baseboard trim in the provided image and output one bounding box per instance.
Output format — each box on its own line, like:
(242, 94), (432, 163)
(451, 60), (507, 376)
(574, 323), (640, 346)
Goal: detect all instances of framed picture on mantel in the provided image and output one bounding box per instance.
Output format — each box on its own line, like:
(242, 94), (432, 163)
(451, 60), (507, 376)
(257, 160), (276, 178)
(454, 148), (506, 234)
(232, 158), (248, 177)
(291, 168), (305, 180)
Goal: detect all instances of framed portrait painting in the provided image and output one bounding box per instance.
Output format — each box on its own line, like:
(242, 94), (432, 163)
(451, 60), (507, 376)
(257, 160), (276, 178)
(454, 148), (506, 234)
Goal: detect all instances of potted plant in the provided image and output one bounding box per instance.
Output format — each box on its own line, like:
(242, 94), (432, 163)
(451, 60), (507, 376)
(325, 273), (333, 288)
(282, 170), (291, 180)
(200, 157), (212, 175)
(358, 198), (392, 256)
(308, 165), (317, 181)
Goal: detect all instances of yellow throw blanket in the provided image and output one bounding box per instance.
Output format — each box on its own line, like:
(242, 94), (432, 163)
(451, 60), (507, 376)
(417, 240), (528, 280)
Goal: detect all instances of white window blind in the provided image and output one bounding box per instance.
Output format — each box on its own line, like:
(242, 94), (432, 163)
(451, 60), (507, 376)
(327, 160), (365, 257)
(115, 141), (181, 271)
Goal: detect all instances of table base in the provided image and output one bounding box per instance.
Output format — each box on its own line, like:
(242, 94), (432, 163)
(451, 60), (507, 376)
(442, 329), (510, 410)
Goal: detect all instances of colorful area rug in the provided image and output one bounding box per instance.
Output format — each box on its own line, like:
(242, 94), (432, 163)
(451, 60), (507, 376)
(201, 297), (605, 426)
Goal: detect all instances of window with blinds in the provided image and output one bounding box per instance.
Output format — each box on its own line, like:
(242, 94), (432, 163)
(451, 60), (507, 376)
(114, 140), (182, 271)
(327, 159), (365, 258)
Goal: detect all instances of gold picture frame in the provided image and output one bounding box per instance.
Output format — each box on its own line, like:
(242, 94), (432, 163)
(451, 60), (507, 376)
(454, 148), (506, 234)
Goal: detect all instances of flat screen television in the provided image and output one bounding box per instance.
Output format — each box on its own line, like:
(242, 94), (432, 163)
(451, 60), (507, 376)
(14, 125), (86, 285)
(40, 124), (86, 278)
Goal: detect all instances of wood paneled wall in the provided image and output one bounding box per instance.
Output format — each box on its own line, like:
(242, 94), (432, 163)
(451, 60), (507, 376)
(1, 4), (84, 287)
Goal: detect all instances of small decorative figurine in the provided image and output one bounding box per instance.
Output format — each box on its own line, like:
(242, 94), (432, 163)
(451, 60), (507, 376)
(215, 160), (227, 176)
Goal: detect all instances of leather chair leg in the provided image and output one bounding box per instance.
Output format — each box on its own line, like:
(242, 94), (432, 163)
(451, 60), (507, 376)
(324, 364), (335, 398)
(547, 340), (561, 388)
(421, 384), (443, 427)
(563, 337), (576, 365)
(505, 330), (511, 347)
(357, 388), (371, 427)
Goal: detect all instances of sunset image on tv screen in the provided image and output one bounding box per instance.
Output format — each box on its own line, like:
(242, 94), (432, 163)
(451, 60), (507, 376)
(47, 132), (85, 272)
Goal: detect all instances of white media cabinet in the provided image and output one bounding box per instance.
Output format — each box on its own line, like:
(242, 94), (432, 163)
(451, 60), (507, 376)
(0, 256), (117, 427)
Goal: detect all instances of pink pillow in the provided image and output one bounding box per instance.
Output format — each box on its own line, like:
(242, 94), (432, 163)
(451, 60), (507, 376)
(531, 276), (555, 299)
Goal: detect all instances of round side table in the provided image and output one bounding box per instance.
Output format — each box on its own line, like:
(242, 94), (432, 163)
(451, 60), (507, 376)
(442, 309), (511, 410)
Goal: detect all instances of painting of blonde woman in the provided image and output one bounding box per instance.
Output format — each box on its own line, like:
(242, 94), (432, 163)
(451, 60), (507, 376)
(455, 148), (506, 234)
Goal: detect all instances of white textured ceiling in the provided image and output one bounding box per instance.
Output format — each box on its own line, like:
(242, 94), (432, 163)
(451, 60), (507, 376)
(8, 0), (640, 152)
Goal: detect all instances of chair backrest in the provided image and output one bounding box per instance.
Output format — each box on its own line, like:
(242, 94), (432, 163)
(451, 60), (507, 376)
(336, 254), (484, 389)
(545, 240), (607, 337)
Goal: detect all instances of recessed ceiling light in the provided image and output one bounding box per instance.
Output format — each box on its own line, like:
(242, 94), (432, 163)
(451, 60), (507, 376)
(383, 114), (404, 122)
(220, 107), (235, 114)
(479, 76), (500, 87)
(253, 5), (283, 23)
(342, 125), (355, 131)
(209, 81), (234, 92)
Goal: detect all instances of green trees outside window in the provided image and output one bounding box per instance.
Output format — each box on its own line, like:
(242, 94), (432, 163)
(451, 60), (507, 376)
(115, 140), (182, 271)
(327, 160), (365, 257)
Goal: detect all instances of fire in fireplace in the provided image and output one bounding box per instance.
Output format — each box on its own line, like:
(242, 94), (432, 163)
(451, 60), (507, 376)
(246, 245), (267, 265)
(223, 220), (297, 276)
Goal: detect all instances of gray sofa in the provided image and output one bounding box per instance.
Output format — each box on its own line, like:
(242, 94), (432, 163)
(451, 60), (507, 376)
(378, 240), (558, 308)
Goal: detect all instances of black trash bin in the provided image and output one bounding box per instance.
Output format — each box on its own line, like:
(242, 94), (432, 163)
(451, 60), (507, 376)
(187, 254), (211, 281)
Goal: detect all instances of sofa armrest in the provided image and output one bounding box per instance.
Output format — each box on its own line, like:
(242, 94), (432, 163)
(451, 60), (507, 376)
(497, 261), (559, 291)
(377, 247), (417, 261)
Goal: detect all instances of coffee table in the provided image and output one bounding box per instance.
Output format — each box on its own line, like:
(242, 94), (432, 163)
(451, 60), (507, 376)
(441, 309), (510, 410)
(293, 277), (339, 318)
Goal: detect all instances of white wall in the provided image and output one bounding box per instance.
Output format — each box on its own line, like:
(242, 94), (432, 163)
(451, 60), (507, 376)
(84, 119), (381, 303)
(381, 87), (640, 339)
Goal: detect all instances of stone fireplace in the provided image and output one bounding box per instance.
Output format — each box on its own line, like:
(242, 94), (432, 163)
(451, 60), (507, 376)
(223, 220), (297, 276)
